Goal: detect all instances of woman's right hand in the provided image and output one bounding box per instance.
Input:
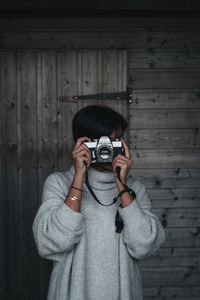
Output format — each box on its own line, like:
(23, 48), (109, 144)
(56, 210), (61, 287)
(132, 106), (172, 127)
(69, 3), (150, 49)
(72, 137), (91, 177)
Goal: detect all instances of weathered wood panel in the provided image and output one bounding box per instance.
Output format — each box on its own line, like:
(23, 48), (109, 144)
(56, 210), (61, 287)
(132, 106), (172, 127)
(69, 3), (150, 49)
(130, 129), (200, 149)
(126, 26), (200, 300)
(38, 51), (58, 188)
(129, 69), (200, 88)
(0, 51), (6, 299)
(1, 52), (18, 299)
(0, 49), (129, 300)
(56, 49), (128, 168)
(0, 16), (200, 300)
(76, 49), (129, 141)
(35, 52), (53, 300)
(131, 149), (200, 169)
(155, 207), (200, 227)
(1, 17), (200, 29)
(0, 2), (199, 11)
(130, 48), (200, 69)
(131, 89), (200, 109)
(149, 188), (200, 208)
(141, 267), (200, 286)
(130, 109), (200, 129)
(143, 286), (200, 299)
(20, 51), (40, 300)
(37, 50), (61, 299)
(131, 168), (200, 188)
(129, 69), (200, 89)
(2, 29), (200, 49)
(57, 50), (78, 171)
(165, 228), (200, 247)
(140, 247), (200, 267)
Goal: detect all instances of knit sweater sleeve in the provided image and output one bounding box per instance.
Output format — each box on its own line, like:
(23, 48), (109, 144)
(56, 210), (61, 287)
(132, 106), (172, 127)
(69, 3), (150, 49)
(32, 172), (84, 262)
(117, 180), (166, 260)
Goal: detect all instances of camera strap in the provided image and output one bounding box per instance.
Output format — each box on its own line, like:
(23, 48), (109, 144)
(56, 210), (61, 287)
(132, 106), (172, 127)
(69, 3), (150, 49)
(85, 166), (136, 233)
(116, 167), (136, 199)
(85, 168), (118, 206)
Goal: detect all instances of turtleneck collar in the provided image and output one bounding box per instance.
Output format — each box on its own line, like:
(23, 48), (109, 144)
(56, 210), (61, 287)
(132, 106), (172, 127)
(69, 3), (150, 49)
(68, 165), (117, 191)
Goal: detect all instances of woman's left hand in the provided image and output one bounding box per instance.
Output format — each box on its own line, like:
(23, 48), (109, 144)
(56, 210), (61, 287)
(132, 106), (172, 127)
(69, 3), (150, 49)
(112, 138), (133, 189)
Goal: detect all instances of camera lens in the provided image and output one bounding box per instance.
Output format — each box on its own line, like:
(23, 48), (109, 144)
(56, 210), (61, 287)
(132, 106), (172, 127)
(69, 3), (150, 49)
(98, 146), (112, 160)
(99, 147), (111, 159)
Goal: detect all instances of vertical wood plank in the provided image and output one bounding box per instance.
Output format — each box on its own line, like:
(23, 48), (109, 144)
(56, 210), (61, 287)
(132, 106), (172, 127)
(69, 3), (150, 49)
(20, 51), (40, 300)
(16, 51), (22, 300)
(0, 51), (6, 300)
(37, 50), (57, 300)
(38, 50), (58, 191)
(56, 51), (63, 171)
(2, 52), (18, 299)
(57, 50), (78, 171)
(77, 50), (99, 111)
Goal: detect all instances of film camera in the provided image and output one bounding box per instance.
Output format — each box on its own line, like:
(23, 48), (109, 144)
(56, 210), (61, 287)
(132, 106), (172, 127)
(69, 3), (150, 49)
(83, 136), (125, 163)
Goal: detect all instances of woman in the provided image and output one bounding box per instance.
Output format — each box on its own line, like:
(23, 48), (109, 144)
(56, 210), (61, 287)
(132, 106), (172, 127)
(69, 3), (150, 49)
(32, 105), (165, 300)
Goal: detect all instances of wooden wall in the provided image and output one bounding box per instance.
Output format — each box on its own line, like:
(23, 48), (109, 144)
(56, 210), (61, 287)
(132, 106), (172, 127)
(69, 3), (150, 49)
(0, 17), (200, 300)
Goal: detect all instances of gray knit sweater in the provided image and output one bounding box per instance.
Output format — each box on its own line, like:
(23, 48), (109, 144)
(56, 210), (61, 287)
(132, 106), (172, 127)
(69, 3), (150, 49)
(32, 165), (165, 300)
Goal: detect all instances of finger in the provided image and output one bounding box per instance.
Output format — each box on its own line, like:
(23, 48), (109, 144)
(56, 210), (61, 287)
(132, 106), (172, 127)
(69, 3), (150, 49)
(74, 150), (91, 162)
(112, 154), (131, 167)
(112, 155), (122, 169)
(115, 154), (131, 163)
(78, 156), (91, 168)
(73, 143), (90, 155)
(121, 138), (131, 158)
(74, 136), (90, 150)
(113, 161), (128, 172)
(74, 147), (90, 155)
(114, 158), (132, 165)
(112, 157), (132, 171)
(112, 156), (118, 168)
(113, 159), (131, 169)
(73, 143), (91, 157)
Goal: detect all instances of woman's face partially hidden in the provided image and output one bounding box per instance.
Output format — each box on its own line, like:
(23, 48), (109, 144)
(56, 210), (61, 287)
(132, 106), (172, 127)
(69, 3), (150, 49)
(90, 128), (124, 172)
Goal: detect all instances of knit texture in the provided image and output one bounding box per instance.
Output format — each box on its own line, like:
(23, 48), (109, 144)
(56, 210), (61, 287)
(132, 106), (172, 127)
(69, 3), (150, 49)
(32, 165), (166, 300)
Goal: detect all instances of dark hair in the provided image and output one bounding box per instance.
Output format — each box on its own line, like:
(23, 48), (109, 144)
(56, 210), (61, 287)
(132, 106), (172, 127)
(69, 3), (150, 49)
(72, 105), (128, 142)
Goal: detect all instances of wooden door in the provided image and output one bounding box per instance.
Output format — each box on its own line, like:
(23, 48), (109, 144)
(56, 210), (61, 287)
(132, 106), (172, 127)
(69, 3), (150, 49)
(0, 49), (128, 300)
(57, 49), (128, 172)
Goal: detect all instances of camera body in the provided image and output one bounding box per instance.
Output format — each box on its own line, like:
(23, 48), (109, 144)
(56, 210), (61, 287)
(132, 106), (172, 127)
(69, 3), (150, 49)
(84, 136), (125, 163)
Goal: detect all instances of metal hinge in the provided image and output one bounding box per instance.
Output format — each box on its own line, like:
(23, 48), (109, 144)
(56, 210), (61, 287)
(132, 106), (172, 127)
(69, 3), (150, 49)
(73, 87), (133, 104)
